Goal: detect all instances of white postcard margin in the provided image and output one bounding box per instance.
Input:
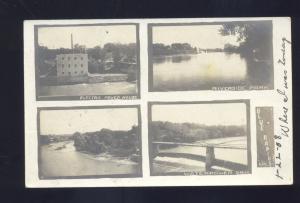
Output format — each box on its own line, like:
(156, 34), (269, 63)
(24, 17), (293, 187)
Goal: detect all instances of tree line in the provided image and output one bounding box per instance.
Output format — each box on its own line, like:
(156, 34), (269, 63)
(37, 43), (137, 75)
(150, 121), (246, 143)
(152, 43), (198, 56)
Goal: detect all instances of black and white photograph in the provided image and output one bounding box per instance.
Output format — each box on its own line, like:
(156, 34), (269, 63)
(35, 24), (140, 100)
(24, 17), (293, 187)
(149, 21), (273, 91)
(38, 106), (142, 179)
(148, 101), (251, 176)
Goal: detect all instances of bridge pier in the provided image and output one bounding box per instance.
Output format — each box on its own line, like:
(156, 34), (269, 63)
(152, 143), (160, 158)
(205, 146), (215, 171)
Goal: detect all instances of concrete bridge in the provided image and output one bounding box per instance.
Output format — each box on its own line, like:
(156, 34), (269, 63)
(152, 141), (248, 171)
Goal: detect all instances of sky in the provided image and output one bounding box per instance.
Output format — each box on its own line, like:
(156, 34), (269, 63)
(38, 25), (136, 49)
(152, 103), (247, 126)
(153, 25), (240, 49)
(40, 108), (138, 135)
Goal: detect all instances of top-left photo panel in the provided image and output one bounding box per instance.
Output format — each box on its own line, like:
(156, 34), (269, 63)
(34, 23), (140, 101)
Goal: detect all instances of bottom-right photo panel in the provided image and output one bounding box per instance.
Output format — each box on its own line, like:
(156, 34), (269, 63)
(148, 100), (251, 176)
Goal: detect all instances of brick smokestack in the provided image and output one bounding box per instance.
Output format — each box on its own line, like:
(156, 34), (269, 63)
(71, 33), (73, 51)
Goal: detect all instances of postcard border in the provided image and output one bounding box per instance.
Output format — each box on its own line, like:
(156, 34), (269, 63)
(34, 23), (141, 101)
(147, 99), (252, 176)
(37, 105), (143, 180)
(148, 20), (274, 92)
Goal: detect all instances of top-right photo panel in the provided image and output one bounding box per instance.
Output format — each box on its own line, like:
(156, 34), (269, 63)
(148, 21), (274, 91)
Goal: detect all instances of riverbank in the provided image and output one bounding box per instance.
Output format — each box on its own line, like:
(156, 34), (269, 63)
(40, 141), (141, 178)
(73, 127), (140, 158)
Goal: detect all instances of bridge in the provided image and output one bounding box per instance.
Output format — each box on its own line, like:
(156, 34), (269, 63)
(152, 141), (248, 172)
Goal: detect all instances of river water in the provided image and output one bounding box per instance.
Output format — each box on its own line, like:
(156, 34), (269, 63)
(152, 53), (272, 91)
(40, 141), (140, 178)
(39, 81), (137, 97)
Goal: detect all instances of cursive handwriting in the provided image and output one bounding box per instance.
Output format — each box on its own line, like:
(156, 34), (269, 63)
(278, 37), (291, 66)
(275, 37), (291, 180)
(277, 88), (288, 102)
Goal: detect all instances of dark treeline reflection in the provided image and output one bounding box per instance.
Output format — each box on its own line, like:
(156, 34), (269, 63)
(153, 55), (192, 64)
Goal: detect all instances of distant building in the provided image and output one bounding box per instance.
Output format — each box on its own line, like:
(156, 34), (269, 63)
(56, 54), (88, 77)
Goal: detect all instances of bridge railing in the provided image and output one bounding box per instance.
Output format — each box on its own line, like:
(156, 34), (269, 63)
(152, 141), (248, 171)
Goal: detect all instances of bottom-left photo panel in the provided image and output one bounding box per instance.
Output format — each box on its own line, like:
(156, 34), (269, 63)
(37, 106), (142, 179)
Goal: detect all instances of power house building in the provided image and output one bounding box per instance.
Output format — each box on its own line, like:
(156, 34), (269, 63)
(56, 53), (88, 77)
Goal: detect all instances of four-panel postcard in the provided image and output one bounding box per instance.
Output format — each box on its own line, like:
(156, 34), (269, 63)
(24, 17), (293, 187)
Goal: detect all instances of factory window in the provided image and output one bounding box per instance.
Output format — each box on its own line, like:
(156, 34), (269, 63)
(68, 57), (70, 60)
(81, 64), (83, 67)
(62, 72), (64, 75)
(62, 57), (64, 60)
(75, 71), (77, 74)
(68, 64), (70, 68)
(62, 64), (64, 68)
(75, 64), (77, 67)
(69, 72), (71, 75)
(81, 57), (83, 60)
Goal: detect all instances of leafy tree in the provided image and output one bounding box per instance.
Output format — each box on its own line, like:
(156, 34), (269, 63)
(219, 21), (273, 60)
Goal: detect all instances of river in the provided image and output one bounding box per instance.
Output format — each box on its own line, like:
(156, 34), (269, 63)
(39, 81), (137, 97)
(39, 141), (140, 178)
(152, 53), (272, 91)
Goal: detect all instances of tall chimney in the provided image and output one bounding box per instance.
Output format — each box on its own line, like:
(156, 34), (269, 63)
(71, 33), (74, 51)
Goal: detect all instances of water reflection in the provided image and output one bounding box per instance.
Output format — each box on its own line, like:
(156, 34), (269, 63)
(246, 58), (273, 87)
(152, 52), (272, 91)
(153, 55), (192, 64)
(171, 55), (192, 63)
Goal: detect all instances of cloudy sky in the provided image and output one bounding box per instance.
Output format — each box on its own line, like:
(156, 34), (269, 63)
(38, 25), (136, 49)
(153, 25), (240, 49)
(152, 103), (247, 126)
(40, 108), (138, 135)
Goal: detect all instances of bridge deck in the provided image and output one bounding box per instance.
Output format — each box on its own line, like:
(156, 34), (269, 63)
(152, 141), (247, 150)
